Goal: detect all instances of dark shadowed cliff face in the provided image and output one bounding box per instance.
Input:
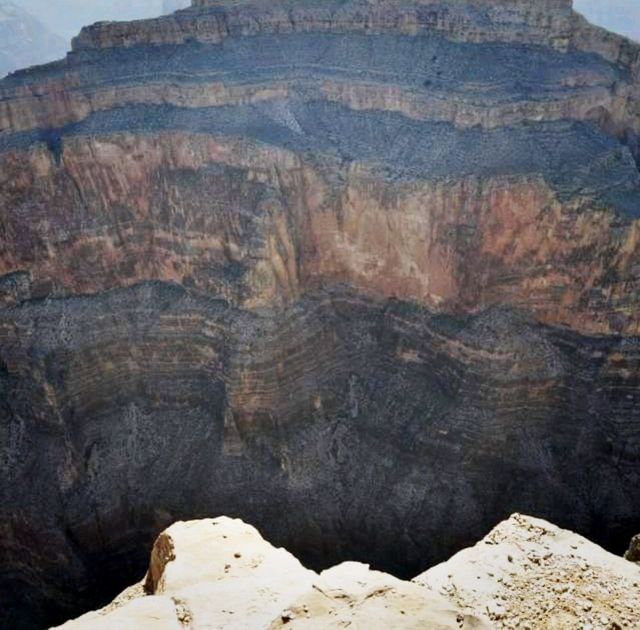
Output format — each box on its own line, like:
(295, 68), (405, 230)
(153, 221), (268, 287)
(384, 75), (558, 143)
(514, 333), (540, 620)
(1, 1), (640, 627)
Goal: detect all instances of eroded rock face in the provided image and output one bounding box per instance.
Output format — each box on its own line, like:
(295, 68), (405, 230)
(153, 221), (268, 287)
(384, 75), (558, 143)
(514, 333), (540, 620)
(416, 513), (640, 629)
(1, 0), (640, 627)
(56, 514), (640, 629)
(626, 534), (640, 564)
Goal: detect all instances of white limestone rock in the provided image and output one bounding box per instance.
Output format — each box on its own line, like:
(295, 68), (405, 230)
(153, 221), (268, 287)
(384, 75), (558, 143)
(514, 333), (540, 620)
(57, 514), (640, 630)
(415, 513), (640, 629)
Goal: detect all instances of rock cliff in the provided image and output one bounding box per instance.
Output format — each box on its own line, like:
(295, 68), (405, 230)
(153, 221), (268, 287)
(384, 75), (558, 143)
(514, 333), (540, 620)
(1, 0), (640, 627)
(56, 514), (640, 629)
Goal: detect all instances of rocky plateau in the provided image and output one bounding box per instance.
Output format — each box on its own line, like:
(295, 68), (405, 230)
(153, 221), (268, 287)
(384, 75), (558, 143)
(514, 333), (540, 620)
(1, 0), (640, 628)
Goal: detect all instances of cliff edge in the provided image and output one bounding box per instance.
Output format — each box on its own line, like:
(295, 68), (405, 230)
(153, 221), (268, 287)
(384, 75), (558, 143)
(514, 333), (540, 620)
(57, 514), (640, 629)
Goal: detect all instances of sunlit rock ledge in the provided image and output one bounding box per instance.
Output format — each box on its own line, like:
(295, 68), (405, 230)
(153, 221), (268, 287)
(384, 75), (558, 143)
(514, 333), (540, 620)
(57, 514), (640, 629)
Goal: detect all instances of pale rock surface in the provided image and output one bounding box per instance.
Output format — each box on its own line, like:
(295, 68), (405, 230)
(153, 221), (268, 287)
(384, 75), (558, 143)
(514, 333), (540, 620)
(57, 514), (640, 630)
(57, 516), (483, 629)
(267, 561), (480, 629)
(415, 514), (640, 630)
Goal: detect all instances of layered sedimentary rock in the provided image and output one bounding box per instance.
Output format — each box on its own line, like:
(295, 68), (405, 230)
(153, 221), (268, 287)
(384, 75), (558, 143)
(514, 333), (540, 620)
(1, 1), (640, 628)
(57, 514), (640, 629)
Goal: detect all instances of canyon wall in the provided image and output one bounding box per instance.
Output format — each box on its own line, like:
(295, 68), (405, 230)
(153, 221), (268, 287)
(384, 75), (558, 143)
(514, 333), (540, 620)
(1, 1), (640, 627)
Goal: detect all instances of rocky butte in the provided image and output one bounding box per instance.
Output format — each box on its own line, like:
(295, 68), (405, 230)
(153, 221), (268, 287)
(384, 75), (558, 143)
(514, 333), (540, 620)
(0, 0), (639, 627)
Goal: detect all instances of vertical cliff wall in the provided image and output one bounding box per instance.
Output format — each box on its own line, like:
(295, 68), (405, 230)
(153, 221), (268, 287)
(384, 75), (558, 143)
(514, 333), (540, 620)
(1, 1), (640, 627)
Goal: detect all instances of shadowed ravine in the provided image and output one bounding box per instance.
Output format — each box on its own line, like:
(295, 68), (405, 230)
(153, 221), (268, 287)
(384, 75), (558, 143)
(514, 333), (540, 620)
(1, 0), (640, 627)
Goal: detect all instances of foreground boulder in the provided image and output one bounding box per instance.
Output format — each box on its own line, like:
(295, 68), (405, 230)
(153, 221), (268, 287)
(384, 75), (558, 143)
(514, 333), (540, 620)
(416, 514), (640, 629)
(57, 514), (640, 629)
(626, 534), (640, 564)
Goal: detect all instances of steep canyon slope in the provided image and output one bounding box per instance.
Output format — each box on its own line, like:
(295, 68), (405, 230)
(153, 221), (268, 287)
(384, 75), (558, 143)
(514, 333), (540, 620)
(1, 0), (640, 627)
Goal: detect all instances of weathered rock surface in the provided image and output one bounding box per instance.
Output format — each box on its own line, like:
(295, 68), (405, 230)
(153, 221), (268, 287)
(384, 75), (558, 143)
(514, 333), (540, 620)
(57, 516), (480, 629)
(56, 514), (640, 629)
(2, 0), (640, 333)
(1, 1), (640, 628)
(625, 534), (640, 564)
(417, 513), (640, 629)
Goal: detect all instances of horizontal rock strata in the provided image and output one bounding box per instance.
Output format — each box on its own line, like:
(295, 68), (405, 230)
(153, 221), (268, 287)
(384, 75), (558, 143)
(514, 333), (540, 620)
(1, 108), (640, 332)
(1, 0), (640, 627)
